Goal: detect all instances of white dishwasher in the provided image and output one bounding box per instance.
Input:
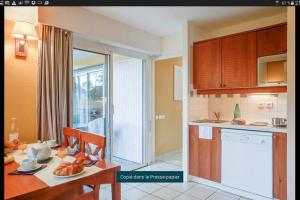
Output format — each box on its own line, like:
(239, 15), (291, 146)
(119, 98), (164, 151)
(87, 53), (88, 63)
(221, 129), (273, 198)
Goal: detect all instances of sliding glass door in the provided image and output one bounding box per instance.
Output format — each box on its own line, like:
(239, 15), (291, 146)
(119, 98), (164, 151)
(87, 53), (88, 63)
(72, 48), (148, 169)
(72, 49), (109, 138)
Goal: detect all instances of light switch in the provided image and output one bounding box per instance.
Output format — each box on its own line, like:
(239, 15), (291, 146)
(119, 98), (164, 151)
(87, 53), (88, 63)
(155, 114), (166, 120)
(257, 103), (264, 109)
(160, 115), (166, 120)
(265, 102), (273, 109)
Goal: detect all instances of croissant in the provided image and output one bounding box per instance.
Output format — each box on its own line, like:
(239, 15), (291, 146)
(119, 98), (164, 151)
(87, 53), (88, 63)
(75, 152), (92, 165)
(53, 162), (83, 176)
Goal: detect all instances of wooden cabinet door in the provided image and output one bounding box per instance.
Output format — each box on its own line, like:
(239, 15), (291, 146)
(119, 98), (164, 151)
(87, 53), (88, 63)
(189, 126), (199, 177)
(189, 126), (221, 182)
(257, 24), (287, 57)
(211, 128), (221, 182)
(198, 138), (212, 180)
(221, 33), (256, 88)
(273, 132), (287, 200)
(193, 39), (222, 90)
(198, 127), (221, 181)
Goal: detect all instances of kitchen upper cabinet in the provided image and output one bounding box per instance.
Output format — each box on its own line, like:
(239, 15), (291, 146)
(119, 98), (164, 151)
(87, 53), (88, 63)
(193, 39), (221, 90)
(221, 32), (256, 88)
(189, 126), (221, 182)
(273, 132), (287, 200)
(257, 24), (287, 57)
(193, 23), (287, 93)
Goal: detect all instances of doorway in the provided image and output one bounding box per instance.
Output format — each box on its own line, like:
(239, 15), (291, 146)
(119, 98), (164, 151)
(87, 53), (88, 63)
(72, 46), (149, 169)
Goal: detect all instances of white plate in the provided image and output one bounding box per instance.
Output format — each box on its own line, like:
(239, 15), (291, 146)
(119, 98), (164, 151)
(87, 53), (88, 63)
(53, 168), (85, 178)
(37, 157), (52, 162)
(48, 143), (59, 148)
(249, 122), (268, 126)
(18, 150), (27, 154)
(17, 164), (42, 172)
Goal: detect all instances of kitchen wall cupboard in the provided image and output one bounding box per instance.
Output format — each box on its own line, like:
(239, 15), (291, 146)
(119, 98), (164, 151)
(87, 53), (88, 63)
(193, 39), (221, 90)
(193, 23), (287, 94)
(273, 132), (287, 200)
(257, 24), (287, 57)
(221, 32), (256, 88)
(189, 125), (221, 182)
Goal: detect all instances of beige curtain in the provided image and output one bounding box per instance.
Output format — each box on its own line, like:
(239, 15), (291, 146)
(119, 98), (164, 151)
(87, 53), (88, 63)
(37, 25), (73, 143)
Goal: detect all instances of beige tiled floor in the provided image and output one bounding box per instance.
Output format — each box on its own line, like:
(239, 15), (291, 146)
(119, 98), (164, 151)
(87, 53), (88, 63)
(100, 151), (253, 200)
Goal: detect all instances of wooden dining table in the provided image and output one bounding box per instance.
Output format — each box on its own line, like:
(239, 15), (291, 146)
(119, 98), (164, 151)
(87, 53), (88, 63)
(4, 156), (121, 200)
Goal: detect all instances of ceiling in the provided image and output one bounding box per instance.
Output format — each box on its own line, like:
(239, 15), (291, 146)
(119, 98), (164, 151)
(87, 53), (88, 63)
(84, 7), (286, 37)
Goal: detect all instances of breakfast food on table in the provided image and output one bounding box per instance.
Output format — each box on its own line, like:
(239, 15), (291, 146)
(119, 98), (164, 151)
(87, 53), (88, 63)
(75, 152), (92, 165)
(18, 143), (28, 153)
(4, 147), (14, 154)
(53, 162), (84, 176)
(4, 140), (15, 148)
(4, 154), (14, 164)
(4, 140), (17, 154)
(12, 139), (20, 147)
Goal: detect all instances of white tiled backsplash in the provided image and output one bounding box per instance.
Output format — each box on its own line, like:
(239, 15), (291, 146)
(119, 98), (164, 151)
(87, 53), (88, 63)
(189, 95), (209, 121)
(189, 93), (287, 124)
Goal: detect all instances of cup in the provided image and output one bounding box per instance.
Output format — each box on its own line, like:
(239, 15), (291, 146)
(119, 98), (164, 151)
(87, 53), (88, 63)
(46, 140), (56, 147)
(21, 158), (37, 170)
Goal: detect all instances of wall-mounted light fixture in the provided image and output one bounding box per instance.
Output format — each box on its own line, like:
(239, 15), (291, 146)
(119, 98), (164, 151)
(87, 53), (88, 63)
(11, 21), (38, 57)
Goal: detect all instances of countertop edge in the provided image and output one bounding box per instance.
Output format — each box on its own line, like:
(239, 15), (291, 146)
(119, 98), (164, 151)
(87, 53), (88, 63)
(189, 122), (288, 133)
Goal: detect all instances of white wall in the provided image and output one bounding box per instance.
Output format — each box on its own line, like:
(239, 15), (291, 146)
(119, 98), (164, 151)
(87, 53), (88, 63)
(287, 7), (295, 200)
(4, 7), (38, 24)
(199, 11), (287, 41)
(158, 32), (182, 60)
(38, 7), (161, 56)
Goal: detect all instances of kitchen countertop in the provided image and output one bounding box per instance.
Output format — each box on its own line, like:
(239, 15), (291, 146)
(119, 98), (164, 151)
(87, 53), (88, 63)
(189, 121), (288, 133)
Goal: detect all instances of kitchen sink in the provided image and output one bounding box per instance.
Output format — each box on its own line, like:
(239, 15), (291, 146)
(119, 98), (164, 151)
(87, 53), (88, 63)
(193, 119), (229, 123)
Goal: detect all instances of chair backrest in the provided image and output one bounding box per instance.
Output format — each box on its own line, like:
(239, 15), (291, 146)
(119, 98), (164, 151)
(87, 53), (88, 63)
(63, 127), (81, 149)
(80, 131), (106, 159)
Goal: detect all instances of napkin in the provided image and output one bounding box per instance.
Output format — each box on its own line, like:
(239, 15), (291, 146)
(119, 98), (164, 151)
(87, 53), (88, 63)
(67, 144), (79, 155)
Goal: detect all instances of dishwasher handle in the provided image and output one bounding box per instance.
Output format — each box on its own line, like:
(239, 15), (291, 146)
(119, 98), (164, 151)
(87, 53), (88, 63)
(239, 135), (250, 142)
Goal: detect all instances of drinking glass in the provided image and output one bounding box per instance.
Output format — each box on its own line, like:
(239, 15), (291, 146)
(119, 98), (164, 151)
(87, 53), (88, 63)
(57, 147), (67, 163)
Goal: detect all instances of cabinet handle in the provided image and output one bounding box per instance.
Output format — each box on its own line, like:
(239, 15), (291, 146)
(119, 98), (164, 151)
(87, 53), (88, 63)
(223, 84), (226, 87)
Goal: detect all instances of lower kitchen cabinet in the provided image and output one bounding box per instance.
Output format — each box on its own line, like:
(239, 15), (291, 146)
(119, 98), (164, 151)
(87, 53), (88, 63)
(189, 125), (221, 182)
(273, 132), (287, 200)
(189, 126), (287, 200)
(189, 125), (200, 177)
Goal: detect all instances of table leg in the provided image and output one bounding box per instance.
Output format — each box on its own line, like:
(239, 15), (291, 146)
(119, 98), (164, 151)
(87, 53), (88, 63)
(112, 182), (121, 200)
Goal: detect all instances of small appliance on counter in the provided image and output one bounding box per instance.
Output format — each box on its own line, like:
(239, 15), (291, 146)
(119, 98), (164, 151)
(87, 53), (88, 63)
(272, 117), (287, 127)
